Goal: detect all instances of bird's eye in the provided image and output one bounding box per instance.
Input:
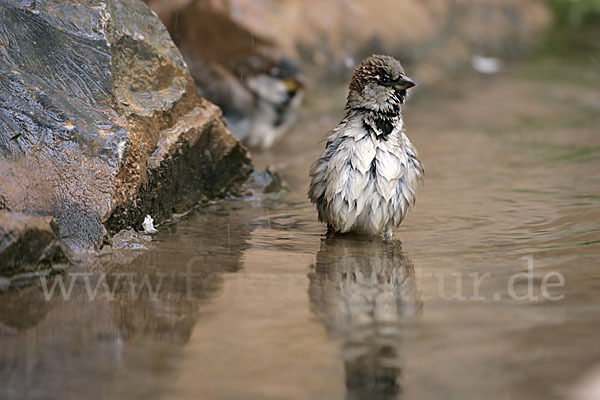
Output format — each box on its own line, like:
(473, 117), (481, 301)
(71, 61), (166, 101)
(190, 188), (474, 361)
(379, 76), (390, 85)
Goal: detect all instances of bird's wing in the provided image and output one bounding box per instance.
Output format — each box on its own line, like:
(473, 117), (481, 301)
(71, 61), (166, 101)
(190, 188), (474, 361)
(390, 148), (424, 226)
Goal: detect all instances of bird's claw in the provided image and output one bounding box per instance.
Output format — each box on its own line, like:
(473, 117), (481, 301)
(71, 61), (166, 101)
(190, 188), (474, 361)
(326, 225), (336, 239)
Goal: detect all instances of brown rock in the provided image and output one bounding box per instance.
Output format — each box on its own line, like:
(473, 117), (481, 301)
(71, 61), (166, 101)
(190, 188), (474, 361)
(0, 211), (66, 278)
(0, 0), (252, 253)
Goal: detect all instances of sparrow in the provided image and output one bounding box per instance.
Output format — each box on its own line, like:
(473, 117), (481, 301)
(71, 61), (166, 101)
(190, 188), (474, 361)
(225, 55), (304, 150)
(308, 55), (423, 241)
(163, 4), (304, 149)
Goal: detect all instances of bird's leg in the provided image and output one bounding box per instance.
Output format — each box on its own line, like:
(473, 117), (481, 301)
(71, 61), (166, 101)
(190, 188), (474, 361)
(326, 224), (336, 239)
(384, 227), (393, 242)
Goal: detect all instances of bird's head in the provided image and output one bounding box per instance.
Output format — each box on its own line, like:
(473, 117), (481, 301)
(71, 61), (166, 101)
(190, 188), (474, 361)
(346, 55), (415, 113)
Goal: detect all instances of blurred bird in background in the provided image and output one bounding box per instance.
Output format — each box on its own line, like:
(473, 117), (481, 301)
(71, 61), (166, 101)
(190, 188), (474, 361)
(148, 1), (304, 149)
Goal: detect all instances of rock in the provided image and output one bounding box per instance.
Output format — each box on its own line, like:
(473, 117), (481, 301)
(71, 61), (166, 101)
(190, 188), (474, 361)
(0, 277), (9, 292)
(0, 211), (66, 278)
(0, 0), (253, 253)
(146, 0), (551, 86)
(245, 164), (287, 195)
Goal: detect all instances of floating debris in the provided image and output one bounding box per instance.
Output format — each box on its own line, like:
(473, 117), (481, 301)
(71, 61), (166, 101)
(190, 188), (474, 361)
(142, 215), (158, 234)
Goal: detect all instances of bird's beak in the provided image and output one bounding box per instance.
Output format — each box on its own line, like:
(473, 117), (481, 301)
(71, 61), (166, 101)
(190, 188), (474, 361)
(284, 77), (303, 92)
(394, 76), (416, 90)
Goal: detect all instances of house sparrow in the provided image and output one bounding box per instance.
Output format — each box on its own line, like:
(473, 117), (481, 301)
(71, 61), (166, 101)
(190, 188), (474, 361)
(308, 55), (423, 240)
(226, 55), (304, 150)
(164, 5), (304, 149)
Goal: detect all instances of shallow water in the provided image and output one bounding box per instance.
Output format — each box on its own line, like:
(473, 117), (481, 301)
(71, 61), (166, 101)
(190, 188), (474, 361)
(1, 58), (600, 400)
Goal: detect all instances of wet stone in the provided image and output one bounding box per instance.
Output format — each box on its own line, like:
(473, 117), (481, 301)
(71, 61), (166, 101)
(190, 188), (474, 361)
(0, 277), (9, 292)
(248, 165), (286, 194)
(0, 0), (253, 254)
(0, 211), (66, 279)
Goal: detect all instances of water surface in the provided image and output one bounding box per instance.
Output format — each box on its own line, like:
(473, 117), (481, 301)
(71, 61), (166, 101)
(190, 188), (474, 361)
(1, 58), (600, 400)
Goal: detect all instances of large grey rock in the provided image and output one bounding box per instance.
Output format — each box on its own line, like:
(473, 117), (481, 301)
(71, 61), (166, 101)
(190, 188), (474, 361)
(0, 0), (253, 253)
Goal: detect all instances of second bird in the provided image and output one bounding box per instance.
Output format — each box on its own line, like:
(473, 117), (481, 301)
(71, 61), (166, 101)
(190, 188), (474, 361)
(308, 55), (424, 241)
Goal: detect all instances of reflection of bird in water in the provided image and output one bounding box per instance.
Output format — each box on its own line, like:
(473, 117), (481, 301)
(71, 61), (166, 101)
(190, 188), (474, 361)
(165, 5), (304, 149)
(308, 236), (421, 399)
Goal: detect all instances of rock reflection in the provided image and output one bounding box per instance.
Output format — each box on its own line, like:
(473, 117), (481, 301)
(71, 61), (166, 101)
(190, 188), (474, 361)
(0, 202), (255, 399)
(99, 202), (254, 344)
(308, 236), (421, 399)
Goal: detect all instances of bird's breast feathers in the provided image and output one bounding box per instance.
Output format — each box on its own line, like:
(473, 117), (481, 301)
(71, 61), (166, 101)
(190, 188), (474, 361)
(309, 117), (423, 234)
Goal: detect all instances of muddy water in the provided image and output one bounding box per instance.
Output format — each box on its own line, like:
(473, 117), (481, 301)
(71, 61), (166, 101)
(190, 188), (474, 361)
(1, 58), (600, 400)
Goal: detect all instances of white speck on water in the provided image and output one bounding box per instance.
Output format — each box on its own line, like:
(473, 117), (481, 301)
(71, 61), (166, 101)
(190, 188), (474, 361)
(142, 215), (158, 234)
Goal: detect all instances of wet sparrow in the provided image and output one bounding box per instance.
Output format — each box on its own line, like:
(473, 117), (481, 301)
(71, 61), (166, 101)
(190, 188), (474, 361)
(308, 55), (423, 240)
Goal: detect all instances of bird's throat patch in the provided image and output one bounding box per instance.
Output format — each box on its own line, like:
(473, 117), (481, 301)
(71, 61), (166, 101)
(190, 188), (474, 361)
(363, 115), (396, 140)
